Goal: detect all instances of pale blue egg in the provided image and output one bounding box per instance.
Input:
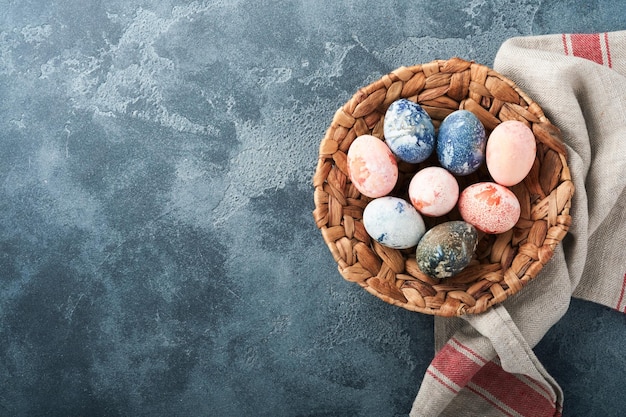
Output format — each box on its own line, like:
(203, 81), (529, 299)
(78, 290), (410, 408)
(383, 99), (435, 163)
(362, 197), (426, 249)
(437, 110), (486, 175)
(415, 221), (478, 279)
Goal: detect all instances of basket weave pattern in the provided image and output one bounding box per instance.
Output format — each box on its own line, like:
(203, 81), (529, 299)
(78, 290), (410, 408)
(313, 58), (574, 317)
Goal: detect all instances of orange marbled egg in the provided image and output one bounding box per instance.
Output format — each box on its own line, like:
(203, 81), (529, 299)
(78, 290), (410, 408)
(347, 135), (398, 198)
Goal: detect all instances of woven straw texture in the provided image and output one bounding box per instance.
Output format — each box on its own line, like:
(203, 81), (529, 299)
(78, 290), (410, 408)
(312, 58), (575, 317)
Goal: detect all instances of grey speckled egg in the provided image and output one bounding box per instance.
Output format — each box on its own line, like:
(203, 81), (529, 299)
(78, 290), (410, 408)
(415, 221), (478, 279)
(383, 99), (435, 163)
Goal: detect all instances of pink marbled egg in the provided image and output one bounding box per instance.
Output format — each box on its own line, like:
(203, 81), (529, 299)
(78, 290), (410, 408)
(408, 167), (459, 217)
(458, 182), (520, 234)
(347, 135), (398, 198)
(486, 120), (536, 186)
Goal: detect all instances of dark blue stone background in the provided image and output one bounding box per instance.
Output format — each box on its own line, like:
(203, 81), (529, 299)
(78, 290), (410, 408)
(0, 1), (624, 416)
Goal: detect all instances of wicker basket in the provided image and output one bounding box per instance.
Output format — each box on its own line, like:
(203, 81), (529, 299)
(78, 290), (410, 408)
(312, 58), (574, 317)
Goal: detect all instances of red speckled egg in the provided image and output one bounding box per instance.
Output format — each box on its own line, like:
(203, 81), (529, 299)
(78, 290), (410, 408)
(486, 120), (536, 186)
(458, 182), (521, 234)
(347, 135), (398, 198)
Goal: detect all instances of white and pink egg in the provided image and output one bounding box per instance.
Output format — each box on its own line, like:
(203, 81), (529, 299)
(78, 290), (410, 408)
(408, 167), (459, 217)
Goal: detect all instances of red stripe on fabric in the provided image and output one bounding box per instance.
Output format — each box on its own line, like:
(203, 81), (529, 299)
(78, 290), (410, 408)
(518, 374), (556, 403)
(431, 343), (483, 389)
(562, 33), (569, 55)
(466, 384), (516, 417)
(472, 361), (557, 417)
(426, 368), (459, 394)
(570, 33), (603, 65)
(556, 403), (563, 417)
(617, 272), (626, 312)
(451, 337), (488, 364)
(605, 32), (613, 68)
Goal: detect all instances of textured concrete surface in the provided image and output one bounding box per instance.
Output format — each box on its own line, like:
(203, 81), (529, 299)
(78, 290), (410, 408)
(0, 1), (624, 416)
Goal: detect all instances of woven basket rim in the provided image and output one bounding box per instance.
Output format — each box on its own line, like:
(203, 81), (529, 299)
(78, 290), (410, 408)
(312, 57), (574, 317)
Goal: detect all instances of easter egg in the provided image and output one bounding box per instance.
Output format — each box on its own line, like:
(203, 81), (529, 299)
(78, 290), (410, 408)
(486, 120), (537, 186)
(362, 197), (426, 249)
(415, 221), (478, 279)
(408, 167), (459, 217)
(383, 99), (436, 163)
(458, 182), (521, 234)
(347, 135), (398, 198)
(437, 110), (486, 176)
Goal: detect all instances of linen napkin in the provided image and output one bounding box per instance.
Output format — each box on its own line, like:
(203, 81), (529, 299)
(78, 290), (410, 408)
(410, 31), (626, 417)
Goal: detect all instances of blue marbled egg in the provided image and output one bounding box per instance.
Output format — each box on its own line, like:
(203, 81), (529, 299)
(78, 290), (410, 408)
(383, 99), (435, 163)
(437, 110), (486, 176)
(415, 221), (478, 279)
(363, 197), (426, 249)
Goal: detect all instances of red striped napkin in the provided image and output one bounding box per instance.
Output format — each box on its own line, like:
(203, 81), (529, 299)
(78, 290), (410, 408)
(410, 31), (626, 417)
